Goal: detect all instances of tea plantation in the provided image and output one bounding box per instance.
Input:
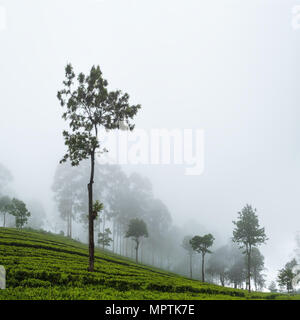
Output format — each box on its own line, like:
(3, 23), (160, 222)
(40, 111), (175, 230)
(0, 228), (298, 300)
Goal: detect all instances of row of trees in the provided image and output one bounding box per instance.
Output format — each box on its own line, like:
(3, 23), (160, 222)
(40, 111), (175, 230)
(52, 161), (269, 292)
(183, 238), (266, 290)
(182, 206), (300, 293)
(52, 161), (173, 265)
(0, 197), (31, 228)
(4, 152), (298, 293)
(267, 259), (300, 294)
(273, 259), (299, 293)
(0, 163), (32, 229)
(182, 204), (267, 292)
(2, 157), (298, 293)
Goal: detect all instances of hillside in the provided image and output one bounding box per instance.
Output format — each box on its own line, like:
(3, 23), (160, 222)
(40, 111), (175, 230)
(0, 228), (297, 300)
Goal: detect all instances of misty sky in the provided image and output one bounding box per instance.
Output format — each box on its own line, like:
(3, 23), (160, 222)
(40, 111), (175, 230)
(1, 0), (300, 284)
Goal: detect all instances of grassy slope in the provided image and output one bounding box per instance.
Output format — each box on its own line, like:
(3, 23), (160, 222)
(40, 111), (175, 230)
(0, 228), (298, 300)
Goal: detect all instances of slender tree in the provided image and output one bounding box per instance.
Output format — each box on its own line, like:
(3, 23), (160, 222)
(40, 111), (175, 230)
(0, 196), (12, 227)
(232, 204), (267, 292)
(277, 258), (298, 293)
(9, 198), (31, 229)
(250, 248), (265, 291)
(125, 218), (148, 263)
(98, 228), (113, 249)
(57, 64), (140, 271)
(190, 234), (214, 282)
(268, 281), (278, 293)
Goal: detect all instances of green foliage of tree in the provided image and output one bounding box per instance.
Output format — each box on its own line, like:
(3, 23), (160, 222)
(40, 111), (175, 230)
(232, 204), (267, 292)
(190, 234), (214, 282)
(268, 281), (278, 293)
(9, 198), (31, 229)
(223, 243), (246, 289)
(92, 200), (104, 220)
(57, 64), (141, 271)
(125, 218), (148, 263)
(206, 245), (229, 286)
(277, 258), (298, 293)
(98, 228), (113, 249)
(0, 196), (12, 227)
(227, 260), (246, 289)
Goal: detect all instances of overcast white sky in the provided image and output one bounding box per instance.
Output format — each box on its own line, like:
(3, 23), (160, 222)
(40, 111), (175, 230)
(1, 0), (300, 285)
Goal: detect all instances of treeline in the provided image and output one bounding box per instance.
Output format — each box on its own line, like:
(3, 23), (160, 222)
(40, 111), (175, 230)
(183, 239), (266, 291)
(181, 204), (267, 292)
(52, 161), (176, 268)
(271, 258), (300, 294)
(2, 159), (300, 293)
(52, 161), (272, 292)
(0, 162), (46, 229)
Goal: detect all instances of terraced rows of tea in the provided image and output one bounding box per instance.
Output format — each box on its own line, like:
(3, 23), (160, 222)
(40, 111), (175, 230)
(0, 228), (297, 300)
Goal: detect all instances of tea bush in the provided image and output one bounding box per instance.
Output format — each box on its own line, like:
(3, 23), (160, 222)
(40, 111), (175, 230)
(0, 228), (298, 300)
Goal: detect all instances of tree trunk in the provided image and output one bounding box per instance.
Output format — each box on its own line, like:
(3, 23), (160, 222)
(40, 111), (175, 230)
(201, 253), (205, 282)
(117, 223), (119, 254)
(254, 266), (257, 291)
(247, 247), (251, 292)
(190, 254), (193, 279)
(66, 216), (68, 237)
(69, 197), (73, 238)
(102, 213), (106, 250)
(88, 150), (95, 272)
(220, 274), (224, 286)
(124, 237), (126, 257)
(131, 240), (134, 259)
(135, 240), (139, 263)
(119, 223), (122, 255)
(112, 220), (115, 253)
(70, 210), (72, 238)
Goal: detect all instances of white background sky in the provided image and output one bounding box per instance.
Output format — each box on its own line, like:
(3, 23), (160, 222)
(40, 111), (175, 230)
(1, 0), (300, 286)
